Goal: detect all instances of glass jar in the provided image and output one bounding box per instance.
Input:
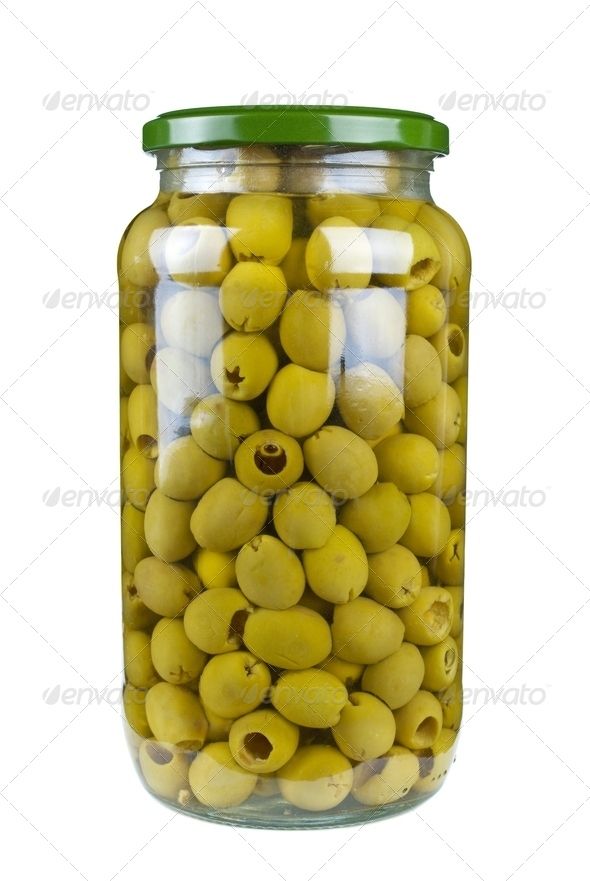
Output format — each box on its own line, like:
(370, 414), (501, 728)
(118, 106), (469, 829)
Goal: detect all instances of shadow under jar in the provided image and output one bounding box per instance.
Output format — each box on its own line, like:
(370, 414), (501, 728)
(119, 105), (469, 829)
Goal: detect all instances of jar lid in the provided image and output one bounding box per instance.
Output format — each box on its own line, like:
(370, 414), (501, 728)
(142, 105), (449, 154)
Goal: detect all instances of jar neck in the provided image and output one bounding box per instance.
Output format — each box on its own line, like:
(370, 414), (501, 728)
(156, 146), (436, 200)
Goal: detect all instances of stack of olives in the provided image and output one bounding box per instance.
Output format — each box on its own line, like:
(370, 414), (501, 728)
(119, 173), (468, 823)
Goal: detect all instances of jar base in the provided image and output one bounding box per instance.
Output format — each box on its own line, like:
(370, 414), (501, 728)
(143, 780), (442, 830)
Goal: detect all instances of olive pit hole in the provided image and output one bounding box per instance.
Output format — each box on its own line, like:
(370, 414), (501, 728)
(230, 608), (250, 638)
(243, 732), (273, 761)
(426, 601), (451, 632)
(414, 716), (438, 747)
(412, 258), (435, 281)
(146, 743), (173, 765)
(448, 329), (464, 357)
(254, 443), (287, 475)
(137, 434), (157, 455)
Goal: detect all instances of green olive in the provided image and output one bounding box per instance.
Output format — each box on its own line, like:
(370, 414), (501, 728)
(229, 709), (299, 773)
(150, 347), (211, 415)
(188, 742), (258, 808)
(234, 429), (304, 495)
(145, 682), (208, 747)
(429, 323), (467, 383)
(190, 478), (268, 552)
(340, 482), (411, 553)
(303, 426), (378, 501)
(406, 284), (447, 337)
(323, 657), (364, 688)
(445, 586), (464, 638)
(123, 683), (152, 738)
(210, 331), (278, 400)
(267, 364), (336, 438)
(397, 587), (454, 646)
(122, 570), (159, 630)
(336, 363), (404, 440)
(144, 490), (196, 563)
(220, 262), (287, 332)
(306, 217), (372, 292)
(163, 217), (232, 286)
(371, 215), (441, 290)
(160, 287), (226, 357)
(437, 678), (463, 730)
(362, 643), (425, 709)
(307, 194), (381, 227)
(151, 618), (207, 684)
(124, 629), (159, 688)
(271, 668), (348, 727)
(190, 394), (260, 460)
(446, 490), (466, 530)
(413, 727), (457, 793)
(298, 588), (334, 620)
(273, 482), (336, 550)
(139, 740), (190, 802)
(343, 288), (405, 361)
(119, 277), (148, 326)
(416, 204), (470, 311)
(279, 745), (353, 811)
(199, 652), (271, 718)
(303, 525), (368, 604)
(226, 194), (293, 264)
(331, 597), (404, 664)
(332, 692), (396, 761)
(236, 535), (305, 609)
(120, 206), (168, 287)
(243, 606), (332, 669)
(167, 192), (231, 225)
(428, 444), (465, 504)
(183, 588), (251, 654)
(127, 384), (158, 458)
(366, 544), (422, 608)
(400, 492), (451, 558)
(280, 237), (311, 291)
(394, 690), (443, 749)
(193, 548), (238, 591)
(120, 396), (129, 456)
(430, 528), (465, 585)
(201, 701), (233, 742)
(134, 556), (200, 617)
(404, 383), (462, 449)
(154, 436), (226, 501)
(122, 445), (155, 511)
(368, 214), (414, 284)
(452, 375), (468, 445)
(404, 335), (443, 408)
(352, 746), (420, 805)
(279, 289), (346, 371)
(121, 322), (156, 385)
(280, 237), (311, 290)
(121, 502), (150, 572)
(420, 636), (459, 691)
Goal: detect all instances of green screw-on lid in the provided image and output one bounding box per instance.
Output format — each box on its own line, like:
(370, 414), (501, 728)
(142, 105), (449, 154)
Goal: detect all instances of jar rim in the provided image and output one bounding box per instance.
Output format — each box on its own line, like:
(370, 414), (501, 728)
(142, 105), (449, 155)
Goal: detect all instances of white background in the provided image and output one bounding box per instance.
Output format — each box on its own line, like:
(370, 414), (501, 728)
(1, 1), (588, 879)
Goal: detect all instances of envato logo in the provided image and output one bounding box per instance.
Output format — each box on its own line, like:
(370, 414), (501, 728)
(439, 90), (547, 112)
(462, 487), (548, 509)
(42, 91), (151, 112)
(42, 288), (150, 312)
(463, 685), (547, 706)
(241, 90), (349, 106)
(42, 683), (122, 707)
(42, 487), (123, 509)
(461, 288), (548, 315)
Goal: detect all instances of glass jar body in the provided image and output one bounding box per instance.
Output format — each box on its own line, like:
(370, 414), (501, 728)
(118, 145), (469, 829)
